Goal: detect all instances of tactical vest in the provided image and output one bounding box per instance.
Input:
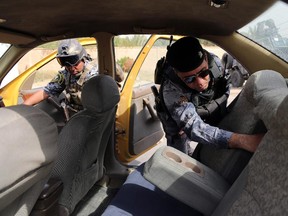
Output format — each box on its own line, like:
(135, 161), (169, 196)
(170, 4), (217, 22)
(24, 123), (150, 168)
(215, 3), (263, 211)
(65, 62), (94, 109)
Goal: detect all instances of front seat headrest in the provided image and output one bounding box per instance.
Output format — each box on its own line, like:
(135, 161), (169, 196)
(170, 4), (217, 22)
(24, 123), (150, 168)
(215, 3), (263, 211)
(82, 75), (120, 113)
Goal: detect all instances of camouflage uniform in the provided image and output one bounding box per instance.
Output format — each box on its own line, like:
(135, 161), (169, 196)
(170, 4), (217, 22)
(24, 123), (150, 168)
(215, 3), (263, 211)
(158, 51), (232, 155)
(44, 59), (98, 110)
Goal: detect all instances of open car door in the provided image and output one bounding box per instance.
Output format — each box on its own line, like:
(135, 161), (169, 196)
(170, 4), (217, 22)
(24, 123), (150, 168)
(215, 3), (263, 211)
(115, 35), (182, 164)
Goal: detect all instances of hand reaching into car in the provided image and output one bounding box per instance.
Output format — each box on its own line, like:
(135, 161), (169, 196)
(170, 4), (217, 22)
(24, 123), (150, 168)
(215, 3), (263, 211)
(228, 133), (265, 153)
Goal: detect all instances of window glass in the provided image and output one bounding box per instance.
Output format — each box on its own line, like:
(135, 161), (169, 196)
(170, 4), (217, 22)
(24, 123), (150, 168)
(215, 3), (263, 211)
(238, 1), (288, 62)
(1, 64), (19, 88)
(31, 43), (97, 89)
(0, 43), (10, 58)
(136, 36), (244, 104)
(114, 35), (149, 89)
(2, 41), (57, 89)
(0, 43), (19, 88)
(135, 38), (169, 87)
(17, 38), (98, 90)
(136, 37), (228, 86)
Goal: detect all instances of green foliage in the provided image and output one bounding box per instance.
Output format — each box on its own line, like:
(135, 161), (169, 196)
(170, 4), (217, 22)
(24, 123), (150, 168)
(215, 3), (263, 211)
(114, 35), (149, 47)
(117, 56), (134, 72)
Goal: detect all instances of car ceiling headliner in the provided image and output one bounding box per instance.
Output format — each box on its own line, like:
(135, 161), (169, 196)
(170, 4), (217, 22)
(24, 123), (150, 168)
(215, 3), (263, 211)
(0, 0), (277, 46)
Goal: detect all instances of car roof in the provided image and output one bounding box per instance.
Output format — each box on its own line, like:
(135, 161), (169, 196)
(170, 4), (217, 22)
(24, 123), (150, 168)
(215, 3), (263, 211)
(0, 0), (278, 46)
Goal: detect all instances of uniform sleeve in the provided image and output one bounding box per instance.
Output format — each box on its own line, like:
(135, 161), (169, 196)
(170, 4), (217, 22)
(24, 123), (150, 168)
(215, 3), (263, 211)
(163, 80), (232, 148)
(44, 71), (66, 96)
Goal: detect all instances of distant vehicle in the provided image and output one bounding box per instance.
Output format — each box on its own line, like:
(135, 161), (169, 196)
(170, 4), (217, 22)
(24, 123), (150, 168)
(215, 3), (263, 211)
(222, 52), (249, 87)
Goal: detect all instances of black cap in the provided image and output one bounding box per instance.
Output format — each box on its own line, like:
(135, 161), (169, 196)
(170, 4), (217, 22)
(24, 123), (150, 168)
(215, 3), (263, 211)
(166, 36), (205, 72)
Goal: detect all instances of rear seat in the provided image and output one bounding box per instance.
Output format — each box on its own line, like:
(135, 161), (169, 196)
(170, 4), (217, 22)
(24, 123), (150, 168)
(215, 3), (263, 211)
(192, 69), (269, 184)
(102, 70), (288, 216)
(102, 164), (202, 216)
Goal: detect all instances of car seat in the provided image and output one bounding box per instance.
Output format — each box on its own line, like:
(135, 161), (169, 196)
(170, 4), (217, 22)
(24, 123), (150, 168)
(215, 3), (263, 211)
(102, 70), (288, 216)
(50, 75), (120, 214)
(192, 69), (269, 184)
(0, 105), (58, 216)
(213, 70), (288, 215)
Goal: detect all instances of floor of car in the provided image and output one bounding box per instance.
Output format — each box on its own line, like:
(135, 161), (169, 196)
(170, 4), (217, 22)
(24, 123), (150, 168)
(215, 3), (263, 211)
(71, 175), (126, 216)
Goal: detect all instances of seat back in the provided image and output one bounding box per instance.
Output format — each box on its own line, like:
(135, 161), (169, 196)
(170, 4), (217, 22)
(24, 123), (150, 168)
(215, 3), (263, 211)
(212, 70), (288, 215)
(50, 75), (120, 213)
(194, 70), (274, 184)
(0, 105), (58, 216)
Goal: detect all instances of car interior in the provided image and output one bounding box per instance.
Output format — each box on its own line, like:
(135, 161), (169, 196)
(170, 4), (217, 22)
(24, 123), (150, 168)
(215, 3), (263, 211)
(102, 69), (288, 215)
(0, 105), (58, 215)
(0, 0), (288, 215)
(49, 75), (120, 214)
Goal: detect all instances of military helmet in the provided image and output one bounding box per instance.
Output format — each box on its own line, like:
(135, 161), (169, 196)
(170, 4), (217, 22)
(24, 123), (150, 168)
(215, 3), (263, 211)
(56, 39), (87, 67)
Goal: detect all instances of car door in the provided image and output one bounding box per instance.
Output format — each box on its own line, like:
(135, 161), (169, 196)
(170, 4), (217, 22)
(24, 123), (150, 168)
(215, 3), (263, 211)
(114, 35), (182, 163)
(0, 38), (97, 106)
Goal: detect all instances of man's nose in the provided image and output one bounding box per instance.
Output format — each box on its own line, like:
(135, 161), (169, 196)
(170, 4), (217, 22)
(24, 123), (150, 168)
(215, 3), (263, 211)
(194, 76), (203, 84)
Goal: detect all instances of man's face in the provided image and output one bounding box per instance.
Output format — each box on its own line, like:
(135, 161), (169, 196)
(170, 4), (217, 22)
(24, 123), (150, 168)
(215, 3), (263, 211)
(176, 59), (210, 92)
(65, 60), (85, 75)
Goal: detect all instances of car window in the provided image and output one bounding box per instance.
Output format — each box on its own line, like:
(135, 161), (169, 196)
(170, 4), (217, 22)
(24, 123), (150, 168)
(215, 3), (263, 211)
(31, 43), (97, 89)
(20, 39), (98, 90)
(0, 43), (10, 58)
(1, 41), (57, 89)
(136, 37), (227, 86)
(238, 1), (288, 62)
(135, 38), (170, 87)
(0, 43), (19, 88)
(135, 36), (244, 105)
(114, 35), (149, 89)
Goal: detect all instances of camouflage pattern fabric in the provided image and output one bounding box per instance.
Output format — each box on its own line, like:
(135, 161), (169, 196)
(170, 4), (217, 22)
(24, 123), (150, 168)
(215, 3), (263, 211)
(159, 52), (232, 155)
(44, 60), (98, 108)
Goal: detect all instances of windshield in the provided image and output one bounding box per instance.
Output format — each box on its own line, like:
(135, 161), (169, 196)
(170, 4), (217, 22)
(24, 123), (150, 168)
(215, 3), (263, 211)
(238, 1), (288, 62)
(0, 43), (10, 58)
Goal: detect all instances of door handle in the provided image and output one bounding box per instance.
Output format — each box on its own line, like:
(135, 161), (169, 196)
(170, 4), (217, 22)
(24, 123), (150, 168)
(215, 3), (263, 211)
(143, 98), (158, 121)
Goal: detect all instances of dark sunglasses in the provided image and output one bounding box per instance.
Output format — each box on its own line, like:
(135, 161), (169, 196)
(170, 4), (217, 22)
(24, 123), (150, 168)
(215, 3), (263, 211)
(183, 69), (210, 84)
(57, 55), (81, 67)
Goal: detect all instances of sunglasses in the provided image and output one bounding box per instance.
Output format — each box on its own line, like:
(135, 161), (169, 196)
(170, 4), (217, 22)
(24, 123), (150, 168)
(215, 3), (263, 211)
(183, 69), (210, 84)
(57, 55), (81, 67)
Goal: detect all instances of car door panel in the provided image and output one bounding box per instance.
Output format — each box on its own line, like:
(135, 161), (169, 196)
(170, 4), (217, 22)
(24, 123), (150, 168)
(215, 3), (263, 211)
(129, 83), (164, 155)
(115, 35), (183, 163)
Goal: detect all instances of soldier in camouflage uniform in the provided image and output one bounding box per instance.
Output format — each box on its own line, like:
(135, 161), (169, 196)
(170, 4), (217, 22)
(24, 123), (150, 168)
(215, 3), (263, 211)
(23, 39), (98, 113)
(156, 36), (263, 155)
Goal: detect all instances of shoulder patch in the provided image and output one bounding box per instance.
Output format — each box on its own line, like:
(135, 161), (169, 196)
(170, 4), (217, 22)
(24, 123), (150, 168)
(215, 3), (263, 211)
(177, 95), (188, 105)
(51, 73), (65, 85)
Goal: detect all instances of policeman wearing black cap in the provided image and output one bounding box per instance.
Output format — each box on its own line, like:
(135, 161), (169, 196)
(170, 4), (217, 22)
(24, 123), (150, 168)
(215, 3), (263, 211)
(157, 36), (263, 155)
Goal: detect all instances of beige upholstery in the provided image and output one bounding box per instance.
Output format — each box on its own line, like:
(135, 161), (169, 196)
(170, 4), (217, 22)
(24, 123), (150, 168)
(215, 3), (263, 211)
(0, 105), (58, 216)
(194, 70), (283, 184)
(212, 70), (288, 215)
(144, 146), (230, 215)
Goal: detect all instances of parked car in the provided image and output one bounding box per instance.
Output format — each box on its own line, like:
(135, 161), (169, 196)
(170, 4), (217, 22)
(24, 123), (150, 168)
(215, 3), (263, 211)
(0, 0), (288, 215)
